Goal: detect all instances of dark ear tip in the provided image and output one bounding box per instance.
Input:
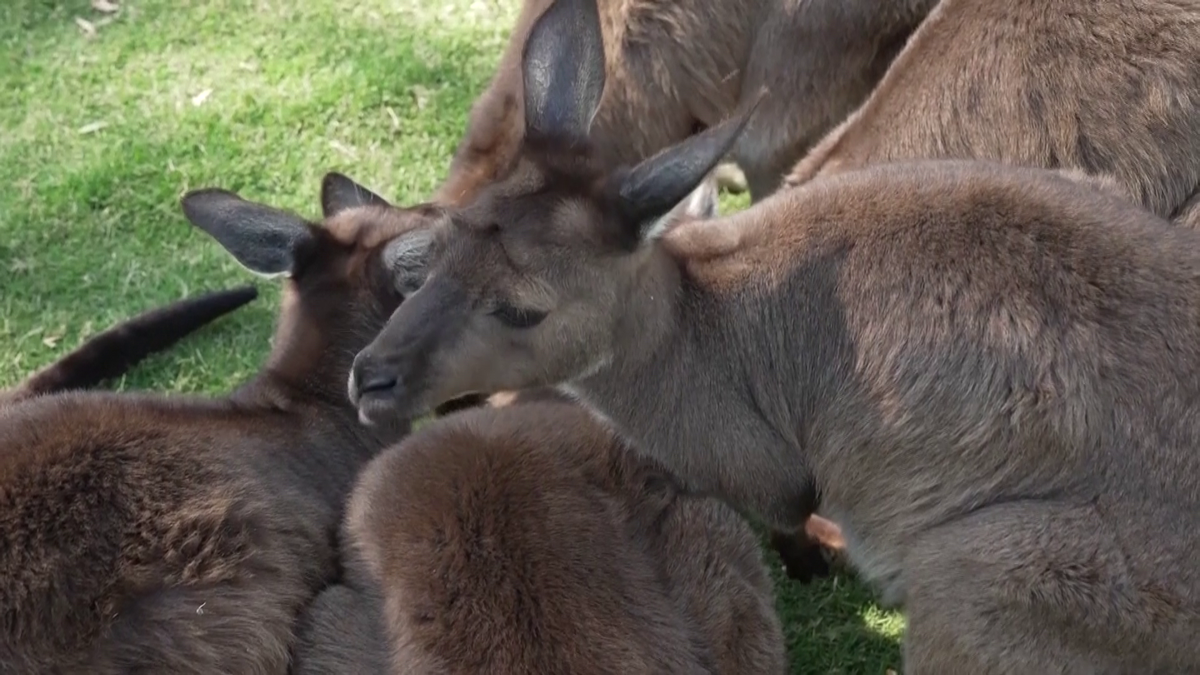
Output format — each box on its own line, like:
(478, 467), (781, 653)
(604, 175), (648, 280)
(320, 171), (391, 217)
(321, 171), (352, 192)
(181, 187), (237, 201)
(319, 173), (346, 210)
(180, 187), (240, 217)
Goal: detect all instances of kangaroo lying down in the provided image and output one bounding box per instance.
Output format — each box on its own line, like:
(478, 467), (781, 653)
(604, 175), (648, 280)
(294, 399), (786, 674)
(432, 0), (857, 582)
(0, 173), (419, 674)
(347, 21), (1200, 667)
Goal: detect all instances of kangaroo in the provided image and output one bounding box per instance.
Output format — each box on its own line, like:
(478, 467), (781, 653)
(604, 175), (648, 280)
(339, 399), (785, 674)
(0, 172), (431, 674)
(1, 285), (258, 405)
(433, 0), (937, 206)
(431, 0), (851, 581)
(784, 0), (1200, 228)
(430, 166), (722, 417)
(347, 6), (1200, 670)
(444, 0), (854, 581)
(291, 583), (390, 675)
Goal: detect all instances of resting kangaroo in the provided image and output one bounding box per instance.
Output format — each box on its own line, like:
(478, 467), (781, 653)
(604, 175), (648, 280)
(334, 399), (785, 674)
(0, 172), (426, 674)
(434, 0), (937, 205)
(348, 9), (1200, 670)
(432, 0), (851, 581)
(1, 285), (257, 405)
(785, 0), (1200, 227)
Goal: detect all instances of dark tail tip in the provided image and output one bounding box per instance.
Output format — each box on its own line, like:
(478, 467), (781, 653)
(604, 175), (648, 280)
(10, 285), (260, 399)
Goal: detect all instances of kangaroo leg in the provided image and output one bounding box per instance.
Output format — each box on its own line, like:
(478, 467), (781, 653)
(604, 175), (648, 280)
(769, 527), (829, 583)
(902, 501), (1194, 675)
(769, 514), (847, 583)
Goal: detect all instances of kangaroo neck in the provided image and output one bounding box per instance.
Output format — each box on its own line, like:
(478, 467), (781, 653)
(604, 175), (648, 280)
(564, 269), (818, 527)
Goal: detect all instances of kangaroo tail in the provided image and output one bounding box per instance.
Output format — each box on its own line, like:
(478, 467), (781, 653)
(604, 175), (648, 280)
(8, 285), (258, 400)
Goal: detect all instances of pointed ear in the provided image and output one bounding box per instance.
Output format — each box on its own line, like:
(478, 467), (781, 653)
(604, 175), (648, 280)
(181, 188), (314, 278)
(381, 223), (439, 296)
(616, 91), (766, 243)
(672, 171), (721, 220)
(637, 172), (721, 242)
(321, 172), (391, 217)
(521, 0), (606, 142)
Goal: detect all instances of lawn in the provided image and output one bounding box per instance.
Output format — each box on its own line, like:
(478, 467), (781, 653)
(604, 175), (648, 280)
(0, 0), (904, 671)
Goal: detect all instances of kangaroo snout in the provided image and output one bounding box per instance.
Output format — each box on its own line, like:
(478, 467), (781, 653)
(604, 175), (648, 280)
(348, 351), (405, 424)
(350, 353), (398, 400)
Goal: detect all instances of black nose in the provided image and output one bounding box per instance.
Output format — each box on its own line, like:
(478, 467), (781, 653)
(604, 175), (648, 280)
(359, 373), (397, 396)
(350, 351), (399, 405)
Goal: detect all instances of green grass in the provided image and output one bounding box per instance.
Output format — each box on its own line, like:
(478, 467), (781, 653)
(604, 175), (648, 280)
(0, 0), (904, 671)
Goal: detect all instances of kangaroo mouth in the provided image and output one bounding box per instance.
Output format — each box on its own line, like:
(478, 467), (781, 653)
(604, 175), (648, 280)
(352, 372), (490, 427)
(355, 388), (405, 427)
(348, 365), (417, 427)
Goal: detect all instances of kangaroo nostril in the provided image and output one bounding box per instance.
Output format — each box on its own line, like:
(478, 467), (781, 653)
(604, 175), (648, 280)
(359, 373), (398, 396)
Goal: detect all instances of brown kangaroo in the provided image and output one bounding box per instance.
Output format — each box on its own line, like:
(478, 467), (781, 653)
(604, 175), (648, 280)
(347, 12), (1200, 670)
(784, 0), (1200, 227)
(0, 172), (431, 674)
(431, 0), (851, 582)
(336, 399), (785, 674)
(1, 285), (258, 405)
(434, 0), (938, 206)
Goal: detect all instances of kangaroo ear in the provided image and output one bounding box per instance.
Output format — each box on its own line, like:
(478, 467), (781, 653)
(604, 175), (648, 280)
(635, 172), (722, 243)
(521, 0), (606, 142)
(321, 172), (392, 217)
(616, 91), (766, 243)
(181, 188), (314, 279)
(670, 170), (721, 219)
(381, 215), (442, 296)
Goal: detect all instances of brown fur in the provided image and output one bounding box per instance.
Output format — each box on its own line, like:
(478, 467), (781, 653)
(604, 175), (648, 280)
(0, 286), (258, 406)
(784, 0), (1200, 226)
(345, 400), (785, 674)
(440, 0), (856, 581)
(290, 583), (390, 675)
(433, 0), (848, 564)
(434, 0), (937, 205)
(347, 27), (1200, 667)
(0, 174), (427, 674)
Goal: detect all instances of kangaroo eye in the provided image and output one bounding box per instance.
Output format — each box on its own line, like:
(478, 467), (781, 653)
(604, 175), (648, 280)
(491, 302), (548, 329)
